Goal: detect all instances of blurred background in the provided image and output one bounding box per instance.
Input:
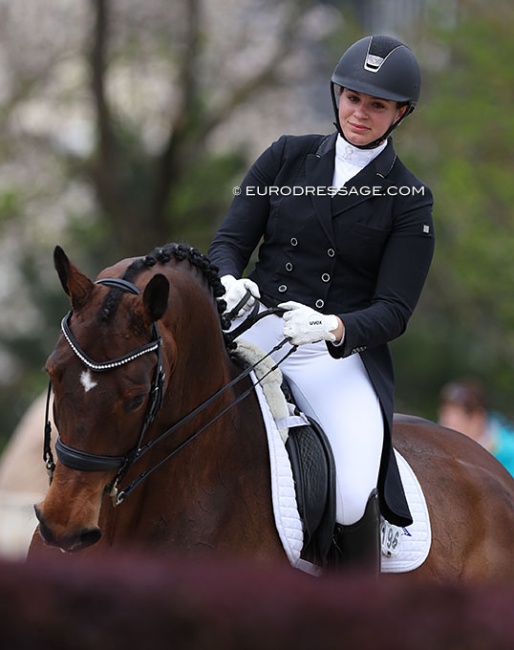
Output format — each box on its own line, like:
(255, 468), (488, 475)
(1, 0), (514, 448)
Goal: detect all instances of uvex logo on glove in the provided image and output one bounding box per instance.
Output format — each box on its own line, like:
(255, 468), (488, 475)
(279, 301), (338, 346)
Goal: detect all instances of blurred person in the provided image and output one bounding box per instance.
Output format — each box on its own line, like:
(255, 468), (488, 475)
(438, 379), (514, 476)
(209, 35), (434, 574)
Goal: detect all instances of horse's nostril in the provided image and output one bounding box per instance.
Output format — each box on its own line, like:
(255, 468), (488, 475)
(78, 528), (102, 549)
(33, 509), (102, 552)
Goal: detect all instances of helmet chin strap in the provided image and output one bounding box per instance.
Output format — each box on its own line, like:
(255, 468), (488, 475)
(332, 116), (404, 150)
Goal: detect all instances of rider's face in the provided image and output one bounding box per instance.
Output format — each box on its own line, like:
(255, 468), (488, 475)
(338, 88), (407, 146)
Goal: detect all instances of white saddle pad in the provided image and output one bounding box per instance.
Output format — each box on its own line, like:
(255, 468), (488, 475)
(251, 374), (305, 568)
(251, 374), (431, 574)
(380, 451), (432, 573)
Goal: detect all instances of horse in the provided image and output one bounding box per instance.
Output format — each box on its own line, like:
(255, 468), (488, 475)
(29, 243), (514, 582)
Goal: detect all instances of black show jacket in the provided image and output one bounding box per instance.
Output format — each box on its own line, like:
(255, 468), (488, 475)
(209, 132), (434, 526)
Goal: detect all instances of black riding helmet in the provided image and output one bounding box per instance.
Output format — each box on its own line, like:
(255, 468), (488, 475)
(330, 35), (421, 149)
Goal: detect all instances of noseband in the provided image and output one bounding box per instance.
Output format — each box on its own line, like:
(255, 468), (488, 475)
(44, 277), (165, 490)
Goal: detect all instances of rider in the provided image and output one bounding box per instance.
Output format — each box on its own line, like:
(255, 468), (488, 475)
(208, 35), (434, 573)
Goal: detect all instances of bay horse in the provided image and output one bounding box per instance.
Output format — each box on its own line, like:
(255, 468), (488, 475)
(29, 244), (514, 582)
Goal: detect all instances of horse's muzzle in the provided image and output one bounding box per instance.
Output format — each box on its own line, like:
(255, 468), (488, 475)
(34, 505), (102, 553)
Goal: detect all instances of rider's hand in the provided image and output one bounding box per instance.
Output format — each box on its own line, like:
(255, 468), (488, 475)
(221, 275), (261, 317)
(278, 301), (340, 346)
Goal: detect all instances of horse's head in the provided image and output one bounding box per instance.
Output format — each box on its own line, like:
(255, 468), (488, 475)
(35, 244), (229, 553)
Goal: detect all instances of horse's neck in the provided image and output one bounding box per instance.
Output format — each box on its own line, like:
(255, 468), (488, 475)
(105, 354), (275, 551)
(160, 286), (269, 472)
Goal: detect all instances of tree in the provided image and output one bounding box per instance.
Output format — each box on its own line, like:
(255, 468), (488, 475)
(0, 0), (339, 441)
(391, 0), (514, 420)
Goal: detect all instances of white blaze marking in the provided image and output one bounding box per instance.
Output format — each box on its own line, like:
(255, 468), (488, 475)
(81, 370), (98, 393)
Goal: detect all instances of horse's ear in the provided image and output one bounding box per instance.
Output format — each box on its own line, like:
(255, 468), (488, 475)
(142, 274), (169, 322)
(54, 246), (72, 295)
(54, 245), (94, 311)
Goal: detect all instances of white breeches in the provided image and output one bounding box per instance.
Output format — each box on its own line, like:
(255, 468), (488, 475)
(233, 311), (383, 526)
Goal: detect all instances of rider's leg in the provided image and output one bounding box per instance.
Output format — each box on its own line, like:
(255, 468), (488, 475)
(331, 489), (381, 574)
(282, 343), (382, 574)
(234, 314), (383, 573)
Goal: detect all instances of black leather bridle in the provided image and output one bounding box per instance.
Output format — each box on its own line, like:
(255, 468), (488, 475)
(43, 282), (295, 506)
(44, 277), (165, 500)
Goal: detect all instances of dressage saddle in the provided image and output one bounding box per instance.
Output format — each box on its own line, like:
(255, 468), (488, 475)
(282, 384), (337, 568)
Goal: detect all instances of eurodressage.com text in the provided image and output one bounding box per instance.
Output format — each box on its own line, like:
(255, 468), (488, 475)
(233, 185), (426, 198)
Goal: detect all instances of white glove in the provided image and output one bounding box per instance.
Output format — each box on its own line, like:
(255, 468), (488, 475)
(278, 301), (339, 345)
(221, 275), (261, 317)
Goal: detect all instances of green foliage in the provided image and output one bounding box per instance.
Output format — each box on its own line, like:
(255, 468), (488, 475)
(165, 150), (246, 252)
(0, 191), (22, 229)
(392, 4), (514, 420)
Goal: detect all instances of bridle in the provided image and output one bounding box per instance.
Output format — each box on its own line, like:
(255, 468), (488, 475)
(44, 277), (166, 498)
(44, 281), (295, 506)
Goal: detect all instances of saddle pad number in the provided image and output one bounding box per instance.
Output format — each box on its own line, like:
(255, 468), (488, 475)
(380, 519), (403, 557)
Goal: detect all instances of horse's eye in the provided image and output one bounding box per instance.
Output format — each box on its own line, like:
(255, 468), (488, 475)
(125, 395), (146, 412)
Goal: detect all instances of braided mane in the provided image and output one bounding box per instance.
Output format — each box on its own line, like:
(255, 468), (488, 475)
(101, 242), (234, 350)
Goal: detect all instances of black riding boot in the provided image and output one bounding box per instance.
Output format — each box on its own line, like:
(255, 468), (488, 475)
(330, 489), (381, 576)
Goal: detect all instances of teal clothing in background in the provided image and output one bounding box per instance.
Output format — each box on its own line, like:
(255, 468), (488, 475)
(488, 413), (514, 477)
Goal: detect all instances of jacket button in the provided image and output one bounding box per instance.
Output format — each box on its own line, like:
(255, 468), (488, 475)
(278, 285), (288, 293)
(290, 237), (298, 246)
(321, 273), (330, 282)
(327, 248), (335, 257)
(285, 262), (293, 272)
(315, 299), (324, 309)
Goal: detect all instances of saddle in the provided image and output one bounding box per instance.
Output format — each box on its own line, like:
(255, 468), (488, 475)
(281, 385), (337, 568)
(286, 411), (336, 567)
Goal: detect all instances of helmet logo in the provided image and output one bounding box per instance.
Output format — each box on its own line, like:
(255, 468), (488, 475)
(364, 54), (385, 73)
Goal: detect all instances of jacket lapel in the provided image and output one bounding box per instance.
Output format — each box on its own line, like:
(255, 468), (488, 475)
(305, 133), (337, 243)
(306, 135), (398, 240)
(332, 140), (397, 217)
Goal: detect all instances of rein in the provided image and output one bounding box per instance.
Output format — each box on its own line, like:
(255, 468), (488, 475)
(44, 279), (295, 506)
(110, 335), (295, 504)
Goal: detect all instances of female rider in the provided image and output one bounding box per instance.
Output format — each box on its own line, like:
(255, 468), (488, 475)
(208, 35), (434, 573)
